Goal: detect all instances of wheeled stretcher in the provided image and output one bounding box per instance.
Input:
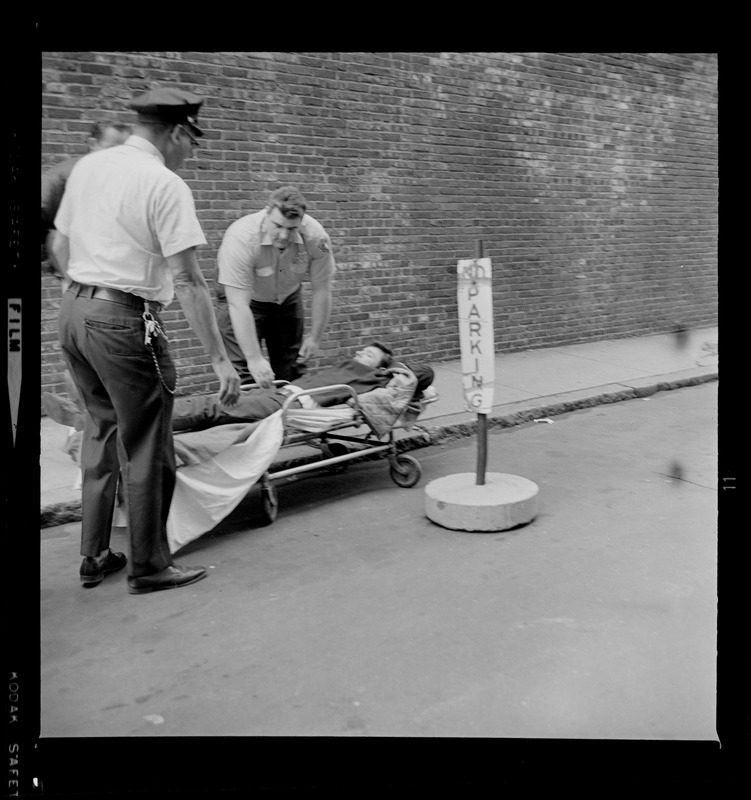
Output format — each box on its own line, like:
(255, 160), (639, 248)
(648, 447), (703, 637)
(253, 379), (434, 525)
(166, 365), (437, 552)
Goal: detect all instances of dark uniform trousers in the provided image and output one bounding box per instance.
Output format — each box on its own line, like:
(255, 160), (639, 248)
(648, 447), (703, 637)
(59, 284), (175, 577)
(216, 286), (305, 383)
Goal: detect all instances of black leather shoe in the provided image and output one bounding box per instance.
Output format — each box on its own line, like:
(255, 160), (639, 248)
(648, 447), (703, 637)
(127, 564), (207, 595)
(80, 549), (127, 587)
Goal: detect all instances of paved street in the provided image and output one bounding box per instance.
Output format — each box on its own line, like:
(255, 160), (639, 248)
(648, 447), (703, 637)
(39, 382), (718, 741)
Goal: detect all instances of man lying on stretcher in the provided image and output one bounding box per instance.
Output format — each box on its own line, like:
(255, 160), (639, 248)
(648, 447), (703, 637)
(44, 342), (435, 439)
(171, 341), (434, 432)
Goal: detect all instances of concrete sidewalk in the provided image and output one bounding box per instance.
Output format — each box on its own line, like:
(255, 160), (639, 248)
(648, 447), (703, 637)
(40, 326), (718, 524)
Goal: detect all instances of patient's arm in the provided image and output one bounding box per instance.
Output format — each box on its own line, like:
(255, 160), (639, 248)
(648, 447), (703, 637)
(394, 363), (435, 398)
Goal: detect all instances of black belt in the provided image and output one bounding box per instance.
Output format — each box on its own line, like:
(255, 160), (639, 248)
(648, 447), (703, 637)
(68, 281), (161, 312)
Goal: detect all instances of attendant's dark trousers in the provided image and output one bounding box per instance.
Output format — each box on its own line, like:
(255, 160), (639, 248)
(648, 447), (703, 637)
(216, 287), (305, 383)
(59, 286), (175, 577)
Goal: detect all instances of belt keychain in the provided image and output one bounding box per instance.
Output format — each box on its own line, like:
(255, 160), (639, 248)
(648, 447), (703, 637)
(142, 302), (175, 395)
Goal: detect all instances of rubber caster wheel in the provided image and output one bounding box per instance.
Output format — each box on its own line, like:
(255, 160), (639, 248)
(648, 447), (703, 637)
(389, 454), (422, 488)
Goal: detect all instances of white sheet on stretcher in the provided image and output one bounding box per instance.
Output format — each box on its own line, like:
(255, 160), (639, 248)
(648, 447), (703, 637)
(166, 404), (358, 552)
(167, 410), (285, 552)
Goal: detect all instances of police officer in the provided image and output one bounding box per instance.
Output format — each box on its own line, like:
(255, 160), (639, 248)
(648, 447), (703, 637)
(53, 87), (241, 594)
(216, 185), (336, 388)
(42, 121), (132, 281)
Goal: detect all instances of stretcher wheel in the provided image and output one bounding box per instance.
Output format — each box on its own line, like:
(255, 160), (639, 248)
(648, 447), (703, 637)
(260, 483), (278, 524)
(389, 454), (422, 488)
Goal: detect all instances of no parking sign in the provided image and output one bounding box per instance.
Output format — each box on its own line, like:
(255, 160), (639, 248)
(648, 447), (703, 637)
(457, 257), (494, 414)
(424, 245), (538, 523)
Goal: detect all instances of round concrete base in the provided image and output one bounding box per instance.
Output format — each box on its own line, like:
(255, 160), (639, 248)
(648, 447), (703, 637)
(425, 472), (539, 532)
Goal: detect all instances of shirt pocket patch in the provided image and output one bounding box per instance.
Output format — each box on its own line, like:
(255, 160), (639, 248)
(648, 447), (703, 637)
(291, 251), (309, 274)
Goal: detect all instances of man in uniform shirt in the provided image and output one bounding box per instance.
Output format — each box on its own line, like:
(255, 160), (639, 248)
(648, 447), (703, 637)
(216, 185), (336, 388)
(42, 120), (132, 279)
(53, 87), (241, 594)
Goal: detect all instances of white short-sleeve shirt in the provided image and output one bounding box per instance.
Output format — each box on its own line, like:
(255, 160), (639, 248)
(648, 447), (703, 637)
(54, 136), (207, 306)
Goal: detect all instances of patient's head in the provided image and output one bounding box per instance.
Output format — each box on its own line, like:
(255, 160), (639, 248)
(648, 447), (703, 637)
(354, 342), (393, 368)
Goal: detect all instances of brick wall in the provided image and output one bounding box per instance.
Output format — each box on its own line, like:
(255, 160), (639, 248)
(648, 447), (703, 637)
(41, 51), (718, 399)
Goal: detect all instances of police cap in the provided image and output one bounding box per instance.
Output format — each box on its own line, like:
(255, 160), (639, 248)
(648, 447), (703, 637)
(128, 88), (204, 137)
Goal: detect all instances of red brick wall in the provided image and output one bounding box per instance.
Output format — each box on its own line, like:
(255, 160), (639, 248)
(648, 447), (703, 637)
(41, 51), (718, 399)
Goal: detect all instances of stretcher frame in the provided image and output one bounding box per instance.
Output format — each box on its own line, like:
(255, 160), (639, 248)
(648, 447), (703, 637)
(242, 379), (435, 524)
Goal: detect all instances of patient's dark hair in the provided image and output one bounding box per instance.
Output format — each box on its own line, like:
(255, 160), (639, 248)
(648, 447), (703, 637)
(370, 341), (393, 367)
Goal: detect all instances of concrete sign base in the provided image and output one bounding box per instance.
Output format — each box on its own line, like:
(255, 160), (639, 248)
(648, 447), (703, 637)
(425, 472), (539, 532)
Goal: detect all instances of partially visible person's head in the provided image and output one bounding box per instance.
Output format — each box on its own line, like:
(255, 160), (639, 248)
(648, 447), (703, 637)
(266, 186), (307, 251)
(127, 87), (204, 172)
(87, 122), (131, 151)
(354, 342), (393, 369)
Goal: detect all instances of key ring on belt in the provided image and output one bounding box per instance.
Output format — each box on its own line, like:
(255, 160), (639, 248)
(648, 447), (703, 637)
(142, 302), (175, 395)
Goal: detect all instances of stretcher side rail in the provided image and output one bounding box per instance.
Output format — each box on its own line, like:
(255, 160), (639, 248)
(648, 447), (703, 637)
(271, 383), (389, 477)
(238, 379), (362, 436)
(239, 377), (385, 464)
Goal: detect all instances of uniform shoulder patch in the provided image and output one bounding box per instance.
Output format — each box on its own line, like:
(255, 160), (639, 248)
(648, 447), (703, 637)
(317, 237), (330, 253)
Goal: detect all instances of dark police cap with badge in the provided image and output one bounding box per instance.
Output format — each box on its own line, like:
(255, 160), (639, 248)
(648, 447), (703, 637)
(128, 87), (204, 137)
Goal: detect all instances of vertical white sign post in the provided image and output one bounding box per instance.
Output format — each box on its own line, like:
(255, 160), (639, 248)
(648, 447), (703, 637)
(424, 242), (539, 532)
(457, 241), (494, 484)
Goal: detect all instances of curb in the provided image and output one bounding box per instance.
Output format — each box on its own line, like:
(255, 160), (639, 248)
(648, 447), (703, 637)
(416, 370), (718, 446)
(40, 370), (718, 529)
